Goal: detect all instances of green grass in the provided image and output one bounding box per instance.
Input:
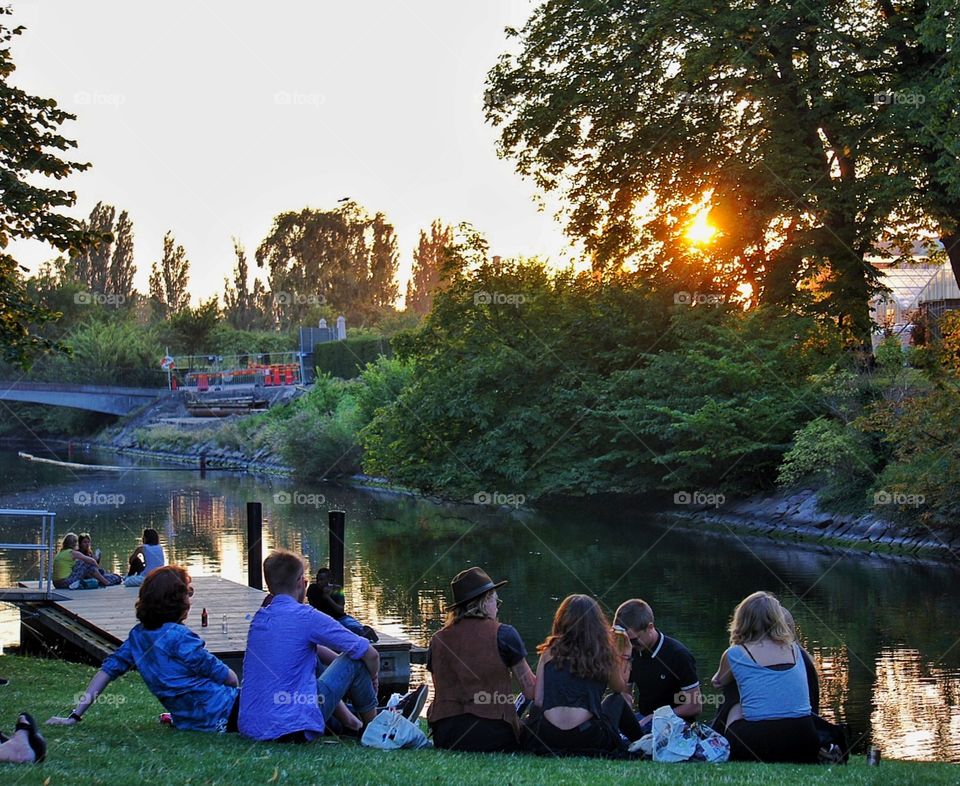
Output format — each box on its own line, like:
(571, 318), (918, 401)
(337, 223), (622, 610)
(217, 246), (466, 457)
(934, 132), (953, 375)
(0, 655), (957, 785)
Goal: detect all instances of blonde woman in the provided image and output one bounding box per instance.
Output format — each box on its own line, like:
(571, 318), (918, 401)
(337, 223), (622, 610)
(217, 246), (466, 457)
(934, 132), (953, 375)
(52, 533), (111, 589)
(427, 567), (536, 752)
(711, 591), (819, 763)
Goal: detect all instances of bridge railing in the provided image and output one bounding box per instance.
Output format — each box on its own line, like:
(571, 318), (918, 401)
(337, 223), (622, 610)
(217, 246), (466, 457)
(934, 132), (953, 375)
(0, 509), (57, 595)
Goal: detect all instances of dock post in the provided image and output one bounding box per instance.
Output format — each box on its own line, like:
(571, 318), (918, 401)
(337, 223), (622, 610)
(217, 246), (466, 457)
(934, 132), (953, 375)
(328, 510), (345, 586)
(247, 502), (263, 590)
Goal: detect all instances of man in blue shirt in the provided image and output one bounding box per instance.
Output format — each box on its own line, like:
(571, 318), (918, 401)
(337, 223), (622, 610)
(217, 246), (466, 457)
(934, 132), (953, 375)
(239, 550), (380, 741)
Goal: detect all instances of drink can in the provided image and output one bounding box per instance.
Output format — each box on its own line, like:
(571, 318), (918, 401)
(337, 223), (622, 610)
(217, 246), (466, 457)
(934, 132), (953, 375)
(866, 745), (881, 766)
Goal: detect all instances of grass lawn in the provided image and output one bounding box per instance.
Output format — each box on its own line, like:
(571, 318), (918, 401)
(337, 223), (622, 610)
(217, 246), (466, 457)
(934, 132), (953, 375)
(0, 654), (957, 785)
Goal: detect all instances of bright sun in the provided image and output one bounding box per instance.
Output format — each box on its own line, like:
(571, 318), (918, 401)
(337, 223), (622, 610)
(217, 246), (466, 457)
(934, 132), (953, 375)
(685, 209), (717, 245)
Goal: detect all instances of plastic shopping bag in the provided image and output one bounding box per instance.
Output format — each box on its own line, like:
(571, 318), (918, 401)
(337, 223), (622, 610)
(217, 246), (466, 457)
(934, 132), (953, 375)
(360, 710), (432, 750)
(691, 722), (730, 763)
(651, 705), (698, 762)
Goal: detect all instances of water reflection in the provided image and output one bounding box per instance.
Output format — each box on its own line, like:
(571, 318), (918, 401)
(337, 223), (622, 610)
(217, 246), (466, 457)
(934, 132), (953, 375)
(1, 445), (959, 761)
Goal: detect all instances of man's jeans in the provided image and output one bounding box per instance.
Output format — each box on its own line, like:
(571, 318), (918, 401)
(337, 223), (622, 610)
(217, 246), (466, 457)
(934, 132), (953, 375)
(316, 653), (377, 722)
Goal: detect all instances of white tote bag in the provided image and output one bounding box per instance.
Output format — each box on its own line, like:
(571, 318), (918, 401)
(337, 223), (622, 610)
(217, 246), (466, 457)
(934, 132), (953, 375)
(360, 710), (432, 750)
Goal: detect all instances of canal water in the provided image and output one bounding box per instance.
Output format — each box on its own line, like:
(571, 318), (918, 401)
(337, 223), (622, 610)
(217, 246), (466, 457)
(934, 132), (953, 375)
(1, 441), (959, 762)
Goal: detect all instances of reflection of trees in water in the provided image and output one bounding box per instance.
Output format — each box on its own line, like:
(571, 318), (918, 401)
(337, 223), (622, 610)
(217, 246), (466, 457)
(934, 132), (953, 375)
(811, 644), (850, 725)
(871, 648), (960, 761)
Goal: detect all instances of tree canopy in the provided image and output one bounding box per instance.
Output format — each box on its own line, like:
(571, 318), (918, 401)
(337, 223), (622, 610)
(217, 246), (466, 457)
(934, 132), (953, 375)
(0, 9), (93, 367)
(485, 0), (960, 347)
(256, 202), (400, 327)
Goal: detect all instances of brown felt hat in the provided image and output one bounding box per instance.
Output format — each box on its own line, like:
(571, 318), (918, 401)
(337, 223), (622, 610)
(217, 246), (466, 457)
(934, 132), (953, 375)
(446, 567), (507, 612)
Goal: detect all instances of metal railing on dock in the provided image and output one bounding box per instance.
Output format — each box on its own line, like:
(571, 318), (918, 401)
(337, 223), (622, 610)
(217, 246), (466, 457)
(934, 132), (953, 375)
(0, 508), (56, 597)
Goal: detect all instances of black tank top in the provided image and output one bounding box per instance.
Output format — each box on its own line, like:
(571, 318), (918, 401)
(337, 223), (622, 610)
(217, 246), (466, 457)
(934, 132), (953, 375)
(542, 659), (605, 718)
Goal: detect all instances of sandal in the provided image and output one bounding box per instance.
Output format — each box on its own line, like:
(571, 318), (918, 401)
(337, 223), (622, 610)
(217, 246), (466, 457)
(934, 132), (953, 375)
(15, 712), (46, 763)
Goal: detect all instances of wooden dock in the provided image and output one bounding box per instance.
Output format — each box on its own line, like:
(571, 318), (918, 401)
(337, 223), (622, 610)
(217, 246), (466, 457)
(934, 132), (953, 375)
(11, 575), (416, 692)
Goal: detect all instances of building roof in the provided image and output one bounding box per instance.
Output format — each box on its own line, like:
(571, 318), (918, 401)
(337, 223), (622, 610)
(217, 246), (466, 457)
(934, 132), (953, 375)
(875, 263), (960, 310)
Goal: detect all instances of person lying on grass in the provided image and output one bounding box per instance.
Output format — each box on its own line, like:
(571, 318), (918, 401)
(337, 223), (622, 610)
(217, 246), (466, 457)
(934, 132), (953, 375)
(47, 566), (240, 732)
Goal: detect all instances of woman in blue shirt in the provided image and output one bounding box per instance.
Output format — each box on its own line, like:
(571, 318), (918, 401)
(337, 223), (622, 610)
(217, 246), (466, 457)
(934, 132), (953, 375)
(711, 591), (819, 763)
(47, 566), (239, 733)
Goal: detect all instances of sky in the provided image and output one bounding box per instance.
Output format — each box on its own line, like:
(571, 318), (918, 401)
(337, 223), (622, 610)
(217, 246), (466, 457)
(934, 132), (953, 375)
(7, 1), (576, 305)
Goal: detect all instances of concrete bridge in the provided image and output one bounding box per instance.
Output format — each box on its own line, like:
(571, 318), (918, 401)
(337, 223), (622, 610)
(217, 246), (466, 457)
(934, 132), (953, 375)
(0, 381), (169, 416)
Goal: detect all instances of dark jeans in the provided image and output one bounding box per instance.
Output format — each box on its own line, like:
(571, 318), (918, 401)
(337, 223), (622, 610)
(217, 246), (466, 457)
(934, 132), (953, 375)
(430, 714), (520, 752)
(601, 693), (643, 741)
(725, 716), (820, 763)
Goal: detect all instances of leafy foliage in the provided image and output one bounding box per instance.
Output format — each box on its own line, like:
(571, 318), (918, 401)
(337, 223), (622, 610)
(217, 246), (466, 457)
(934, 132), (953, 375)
(0, 10), (94, 368)
(148, 231), (191, 316)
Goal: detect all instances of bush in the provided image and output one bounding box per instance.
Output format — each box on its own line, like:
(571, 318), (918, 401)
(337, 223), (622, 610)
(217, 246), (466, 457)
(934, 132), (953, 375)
(313, 336), (393, 379)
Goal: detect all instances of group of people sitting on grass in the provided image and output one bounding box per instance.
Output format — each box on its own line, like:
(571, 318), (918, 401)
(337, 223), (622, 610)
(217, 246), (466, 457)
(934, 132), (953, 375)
(426, 567), (838, 763)
(1, 552), (841, 766)
(51, 529), (165, 590)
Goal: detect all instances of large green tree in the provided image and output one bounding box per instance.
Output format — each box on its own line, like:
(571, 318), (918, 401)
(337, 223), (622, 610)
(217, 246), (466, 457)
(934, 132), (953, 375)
(256, 203), (400, 327)
(223, 238), (268, 330)
(148, 230), (190, 315)
(405, 219), (454, 316)
(70, 201), (136, 303)
(485, 0), (955, 347)
(0, 9), (94, 368)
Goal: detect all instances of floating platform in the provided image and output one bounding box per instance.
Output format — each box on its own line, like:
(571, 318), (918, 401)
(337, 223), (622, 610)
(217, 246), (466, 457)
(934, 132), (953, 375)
(10, 575), (416, 693)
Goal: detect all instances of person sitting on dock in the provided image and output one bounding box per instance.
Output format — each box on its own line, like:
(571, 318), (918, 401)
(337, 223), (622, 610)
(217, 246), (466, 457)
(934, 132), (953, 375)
(238, 550), (381, 742)
(77, 533), (123, 585)
(47, 566), (240, 732)
(427, 567), (536, 752)
(124, 528), (166, 587)
(52, 533), (116, 589)
(613, 598), (701, 735)
(306, 567), (378, 642)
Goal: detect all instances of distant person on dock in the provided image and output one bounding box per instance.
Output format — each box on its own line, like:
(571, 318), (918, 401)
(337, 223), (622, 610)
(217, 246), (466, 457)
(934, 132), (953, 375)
(613, 598), (701, 735)
(52, 533), (116, 589)
(306, 567), (378, 642)
(238, 550), (381, 742)
(47, 566), (240, 733)
(124, 528), (165, 587)
(427, 566), (536, 752)
(710, 591), (820, 763)
(77, 533), (122, 585)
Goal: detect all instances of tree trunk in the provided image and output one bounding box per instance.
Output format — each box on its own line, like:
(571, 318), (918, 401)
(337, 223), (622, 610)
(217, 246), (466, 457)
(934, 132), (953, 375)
(942, 231), (960, 291)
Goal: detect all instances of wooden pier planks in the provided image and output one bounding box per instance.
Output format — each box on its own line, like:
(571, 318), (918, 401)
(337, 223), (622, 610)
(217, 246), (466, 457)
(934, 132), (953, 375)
(13, 575), (414, 687)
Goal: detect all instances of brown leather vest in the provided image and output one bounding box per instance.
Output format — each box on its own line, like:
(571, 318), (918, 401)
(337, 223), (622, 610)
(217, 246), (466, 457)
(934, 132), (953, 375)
(427, 617), (520, 736)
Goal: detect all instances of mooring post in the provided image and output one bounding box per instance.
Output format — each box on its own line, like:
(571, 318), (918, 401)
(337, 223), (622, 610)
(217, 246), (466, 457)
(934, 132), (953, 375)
(247, 501), (263, 590)
(199, 452), (207, 477)
(328, 510), (346, 586)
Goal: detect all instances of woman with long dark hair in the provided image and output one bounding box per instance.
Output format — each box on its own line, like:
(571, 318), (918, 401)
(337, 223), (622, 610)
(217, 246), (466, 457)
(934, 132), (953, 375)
(523, 594), (631, 756)
(47, 566), (239, 733)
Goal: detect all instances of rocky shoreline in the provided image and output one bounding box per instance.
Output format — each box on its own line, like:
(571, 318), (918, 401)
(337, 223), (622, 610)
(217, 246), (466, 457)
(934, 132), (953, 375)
(673, 489), (958, 562)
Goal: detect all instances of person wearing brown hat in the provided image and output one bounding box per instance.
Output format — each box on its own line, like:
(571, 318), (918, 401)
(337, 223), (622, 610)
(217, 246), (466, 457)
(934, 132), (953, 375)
(426, 567), (535, 752)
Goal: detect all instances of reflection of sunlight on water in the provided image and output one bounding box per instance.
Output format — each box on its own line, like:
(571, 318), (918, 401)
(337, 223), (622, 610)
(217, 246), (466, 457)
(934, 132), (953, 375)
(810, 644), (850, 724)
(871, 648), (960, 761)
